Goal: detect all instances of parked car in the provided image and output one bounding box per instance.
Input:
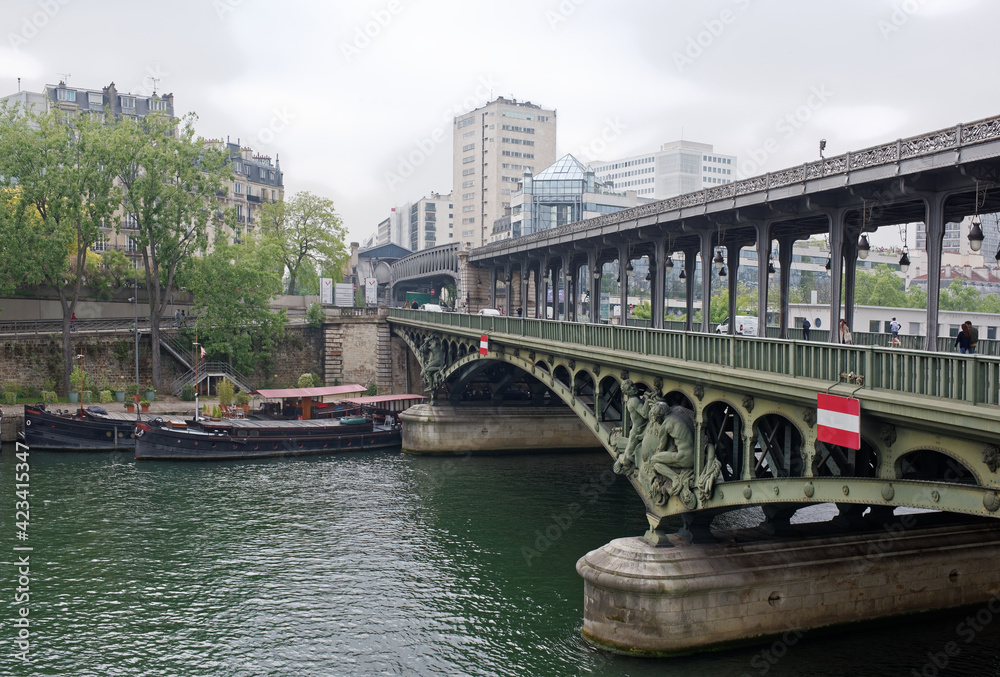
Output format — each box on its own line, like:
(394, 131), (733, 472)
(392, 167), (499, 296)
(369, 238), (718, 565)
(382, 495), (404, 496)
(477, 308), (502, 316)
(419, 303), (443, 312)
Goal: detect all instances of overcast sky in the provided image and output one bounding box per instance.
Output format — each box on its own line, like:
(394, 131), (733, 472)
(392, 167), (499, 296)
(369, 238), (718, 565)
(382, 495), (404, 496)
(2, 0), (995, 247)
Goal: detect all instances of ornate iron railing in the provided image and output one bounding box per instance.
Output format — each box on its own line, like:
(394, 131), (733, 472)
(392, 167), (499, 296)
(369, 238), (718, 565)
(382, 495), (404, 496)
(389, 309), (1000, 406)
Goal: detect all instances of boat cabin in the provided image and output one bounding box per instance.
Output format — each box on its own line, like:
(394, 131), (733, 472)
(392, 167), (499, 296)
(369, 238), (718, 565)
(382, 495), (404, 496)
(252, 384), (367, 420)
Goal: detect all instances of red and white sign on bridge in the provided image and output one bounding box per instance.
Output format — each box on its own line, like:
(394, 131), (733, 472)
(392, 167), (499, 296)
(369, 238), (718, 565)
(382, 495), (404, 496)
(816, 393), (861, 450)
(479, 335), (489, 356)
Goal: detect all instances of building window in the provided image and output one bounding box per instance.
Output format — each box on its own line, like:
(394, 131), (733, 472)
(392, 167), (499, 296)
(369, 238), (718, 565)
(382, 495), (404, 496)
(457, 116), (475, 129)
(57, 89), (76, 102)
(462, 205), (475, 212)
(462, 192), (474, 200)
(462, 143), (475, 152)
(120, 96), (136, 109)
(88, 92), (102, 106)
(463, 156), (475, 164)
(462, 180), (474, 188)
(149, 98), (168, 111)
(234, 183), (242, 194)
(462, 168), (475, 176)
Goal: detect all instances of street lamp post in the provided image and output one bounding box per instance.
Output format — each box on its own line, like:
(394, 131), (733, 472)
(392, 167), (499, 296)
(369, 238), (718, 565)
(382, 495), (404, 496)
(193, 335), (200, 422)
(77, 352), (84, 417)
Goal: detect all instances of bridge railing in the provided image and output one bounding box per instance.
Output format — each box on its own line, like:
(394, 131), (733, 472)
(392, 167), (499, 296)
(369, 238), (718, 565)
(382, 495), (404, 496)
(390, 309), (1000, 406)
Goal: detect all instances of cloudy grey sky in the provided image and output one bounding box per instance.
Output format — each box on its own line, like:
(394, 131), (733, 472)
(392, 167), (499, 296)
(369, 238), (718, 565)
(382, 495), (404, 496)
(2, 0), (994, 246)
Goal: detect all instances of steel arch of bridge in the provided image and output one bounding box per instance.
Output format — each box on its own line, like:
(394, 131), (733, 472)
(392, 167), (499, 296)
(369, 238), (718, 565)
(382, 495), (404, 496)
(391, 311), (1000, 536)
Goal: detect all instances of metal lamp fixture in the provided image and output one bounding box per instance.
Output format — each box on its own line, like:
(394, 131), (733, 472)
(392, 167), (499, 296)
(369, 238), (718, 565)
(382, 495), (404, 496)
(665, 256), (673, 274)
(857, 234), (870, 259)
(767, 259), (776, 277)
(718, 265), (727, 278)
(679, 268), (686, 280)
(968, 215), (985, 252)
(625, 260), (634, 277)
(825, 257), (832, 271)
(898, 248), (911, 273)
(713, 249), (725, 273)
(994, 242), (1000, 267)
(593, 268), (601, 281)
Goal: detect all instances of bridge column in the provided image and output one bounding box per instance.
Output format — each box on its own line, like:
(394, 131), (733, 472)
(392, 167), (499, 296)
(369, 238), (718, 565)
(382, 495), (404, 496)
(755, 222), (772, 337)
(503, 267), (513, 317)
(699, 233), (714, 333)
(922, 192), (947, 351)
(683, 250), (696, 331)
(589, 251), (601, 324)
(824, 207), (849, 343)
(843, 225), (860, 332)
(652, 238), (666, 329)
(520, 261), (529, 318)
(538, 256), (549, 319)
(777, 235), (795, 338)
(489, 267), (498, 310)
(726, 243), (740, 335)
(617, 244), (629, 326)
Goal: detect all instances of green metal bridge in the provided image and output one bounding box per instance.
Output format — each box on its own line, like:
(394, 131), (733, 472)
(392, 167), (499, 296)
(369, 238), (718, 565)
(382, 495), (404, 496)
(389, 309), (1000, 541)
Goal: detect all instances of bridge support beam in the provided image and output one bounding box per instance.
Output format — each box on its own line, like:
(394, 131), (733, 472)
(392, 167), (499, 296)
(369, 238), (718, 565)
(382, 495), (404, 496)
(578, 516), (1000, 657)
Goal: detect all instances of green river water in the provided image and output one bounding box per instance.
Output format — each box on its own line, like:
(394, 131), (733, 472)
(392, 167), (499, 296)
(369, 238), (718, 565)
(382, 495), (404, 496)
(1, 446), (998, 676)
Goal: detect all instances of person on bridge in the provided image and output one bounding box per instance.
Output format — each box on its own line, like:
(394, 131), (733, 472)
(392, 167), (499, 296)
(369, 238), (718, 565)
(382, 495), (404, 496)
(889, 317), (900, 341)
(71, 312), (77, 331)
(801, 318), (810, 341)
(839, 319), (852, 345)
(967, 320), (979, 355)
(956, 323), (972, 354)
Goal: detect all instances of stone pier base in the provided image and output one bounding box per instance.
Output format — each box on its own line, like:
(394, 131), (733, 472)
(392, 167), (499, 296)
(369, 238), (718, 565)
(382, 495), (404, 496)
(577, 517), (1000, 657)
(400, 403), (604, 454)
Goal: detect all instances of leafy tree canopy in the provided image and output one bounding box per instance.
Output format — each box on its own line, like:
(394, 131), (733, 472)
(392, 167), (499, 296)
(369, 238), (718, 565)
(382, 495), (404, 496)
(258, 191), (348, 295)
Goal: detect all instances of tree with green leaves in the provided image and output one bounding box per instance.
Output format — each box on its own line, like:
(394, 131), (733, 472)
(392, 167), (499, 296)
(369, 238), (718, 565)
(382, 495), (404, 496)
(107, 112), (229, 390)
(179, 224), (287, 376)
(0, 105), (120, 393)
(257, 191), (348, 295)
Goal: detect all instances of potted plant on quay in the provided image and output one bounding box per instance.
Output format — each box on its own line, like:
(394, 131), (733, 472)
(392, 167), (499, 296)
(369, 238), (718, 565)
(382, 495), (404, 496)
(115, 376), (127, 402)
(139, 398), (151, 413)
(125, 401), (135, 413)
(144, 383), (155, 402)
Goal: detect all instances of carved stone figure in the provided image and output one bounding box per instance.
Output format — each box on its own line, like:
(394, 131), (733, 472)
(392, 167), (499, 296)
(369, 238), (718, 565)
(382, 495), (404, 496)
(419, 336), (445, 391)
(629, 403), (723, 510)
(613, 380), (656, 474)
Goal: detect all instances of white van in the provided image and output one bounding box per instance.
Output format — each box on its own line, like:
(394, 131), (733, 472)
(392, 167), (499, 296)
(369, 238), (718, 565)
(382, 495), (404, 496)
(716, 315), (758, 336)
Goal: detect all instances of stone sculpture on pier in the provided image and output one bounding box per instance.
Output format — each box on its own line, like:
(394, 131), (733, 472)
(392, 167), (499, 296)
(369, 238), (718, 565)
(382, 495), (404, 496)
(612, 387), (721, 510)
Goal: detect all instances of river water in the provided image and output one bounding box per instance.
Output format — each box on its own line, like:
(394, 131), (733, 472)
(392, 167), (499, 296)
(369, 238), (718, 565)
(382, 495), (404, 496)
(1, 446), (999, 676)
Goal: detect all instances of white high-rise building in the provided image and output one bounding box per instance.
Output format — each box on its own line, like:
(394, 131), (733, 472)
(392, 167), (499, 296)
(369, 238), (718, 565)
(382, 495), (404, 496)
(590, 140), (736, 200)
(453, 97), (557, 248)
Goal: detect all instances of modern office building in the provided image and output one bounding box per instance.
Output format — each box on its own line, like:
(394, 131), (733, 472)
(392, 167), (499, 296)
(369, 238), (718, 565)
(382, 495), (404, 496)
(590, 140), (736, 199)
(491, 154), (652, 242)
(453, 97), (557, 248)
(406, 192), (453, 251)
